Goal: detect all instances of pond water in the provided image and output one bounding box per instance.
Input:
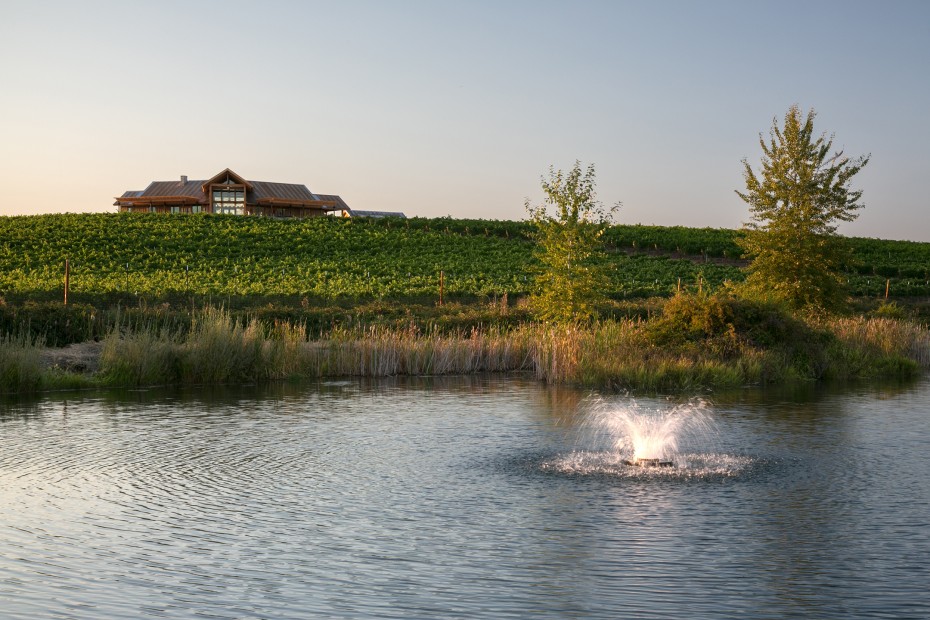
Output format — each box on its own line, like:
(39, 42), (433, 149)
(1, 376), (929, 619)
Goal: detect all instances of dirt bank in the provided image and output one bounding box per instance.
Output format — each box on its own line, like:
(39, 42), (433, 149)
(40, 341), (103, 374)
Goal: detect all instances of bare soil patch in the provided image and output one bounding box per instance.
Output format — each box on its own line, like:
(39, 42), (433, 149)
(40, 341), (103, 374)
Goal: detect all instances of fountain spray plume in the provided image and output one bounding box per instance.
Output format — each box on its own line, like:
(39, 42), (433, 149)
(584, 397), (717, 468)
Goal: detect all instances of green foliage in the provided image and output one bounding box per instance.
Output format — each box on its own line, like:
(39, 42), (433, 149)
(603, 224), (741, 258)
(872, 301), (907, 320)
(525, 162), (620, 322)
(649, 293), (736, 345)
(736, 105), (870, 310)
(5, 211), (930, 314)
(0, 302), (99, 347)
(0, 213), (534, 302)
(646, 292), (858, 380)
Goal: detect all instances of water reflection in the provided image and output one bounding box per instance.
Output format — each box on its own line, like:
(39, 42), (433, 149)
(0, 376), (928, 618)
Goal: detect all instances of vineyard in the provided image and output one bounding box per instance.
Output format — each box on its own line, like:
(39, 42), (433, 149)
(1, 213), (929, 304)
(603, 224), (930, 297)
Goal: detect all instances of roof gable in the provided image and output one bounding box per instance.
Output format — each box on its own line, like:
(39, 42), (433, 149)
(202, 168), (253, 190)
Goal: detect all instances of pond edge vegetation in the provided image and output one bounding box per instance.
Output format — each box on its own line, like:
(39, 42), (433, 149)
(3, 299), (929, 395)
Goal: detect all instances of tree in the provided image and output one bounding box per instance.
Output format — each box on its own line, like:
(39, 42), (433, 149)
(526, 161), (619, 322)
(736, 105), (869, 310)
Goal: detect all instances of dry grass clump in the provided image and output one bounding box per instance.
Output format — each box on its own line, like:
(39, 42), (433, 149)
(308, 325), (535, 377)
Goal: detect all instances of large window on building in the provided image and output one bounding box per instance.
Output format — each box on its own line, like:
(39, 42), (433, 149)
(212, 187), (245, 215)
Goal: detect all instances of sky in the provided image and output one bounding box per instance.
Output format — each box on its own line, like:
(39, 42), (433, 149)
(1, 0), (928, 241)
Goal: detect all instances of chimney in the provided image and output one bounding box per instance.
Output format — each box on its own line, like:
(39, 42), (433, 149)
(180, 175), (188, 184)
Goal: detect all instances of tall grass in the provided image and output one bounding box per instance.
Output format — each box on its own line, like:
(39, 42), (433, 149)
(823, 316), (930, 377)
(527, 320), (759, 391)
(100, 309), (309, 386)
(308, 325), (535, 377)
(21, 302), (930, 393)
(0, 332), (43, 393)
(307, 319), (761, 391)
(100, 326), (180, 386)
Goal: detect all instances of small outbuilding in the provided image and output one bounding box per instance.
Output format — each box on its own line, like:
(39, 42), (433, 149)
(337, 208), (406, 219)
(115, 168), (349, 218)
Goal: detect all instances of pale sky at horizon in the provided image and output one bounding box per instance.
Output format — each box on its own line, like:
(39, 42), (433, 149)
(1, 0), (928, 241)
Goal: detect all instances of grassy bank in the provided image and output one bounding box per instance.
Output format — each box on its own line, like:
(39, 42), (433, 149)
(4, 299), (928, 394)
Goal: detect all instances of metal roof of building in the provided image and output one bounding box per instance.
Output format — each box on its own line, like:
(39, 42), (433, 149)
(251, 181), (318, 203)
(317, 194), (351, 211)
(115, 169), (347, 209)
(139, 180), (206, 199)
(346, 209), (407, 218)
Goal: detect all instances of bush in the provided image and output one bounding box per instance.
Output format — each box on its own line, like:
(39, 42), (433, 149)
(0, 302), (100, 347)
(872, 301), (907, 320)
(648, 293), (736, 344)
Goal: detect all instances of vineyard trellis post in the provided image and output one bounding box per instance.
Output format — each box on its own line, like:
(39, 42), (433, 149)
(64, 258), (70, 305)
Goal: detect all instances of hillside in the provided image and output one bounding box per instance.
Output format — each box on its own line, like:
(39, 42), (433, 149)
(1, 213), (928, 304)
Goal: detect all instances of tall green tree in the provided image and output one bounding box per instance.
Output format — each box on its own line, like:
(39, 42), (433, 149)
(526, 161), (619, 323)
(736, 105), (870, 310)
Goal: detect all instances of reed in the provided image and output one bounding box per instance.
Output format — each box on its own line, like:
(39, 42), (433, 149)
(820, 316), (929, 378)
(101, 326), (180, 386)
(100, 309), (311, 386)
(308, 325), (535, 377)
(828, 317), (930, 365)
(182, 310), (264, 383)
(23, 303), (930, 394)
(0, 332), (43, 393)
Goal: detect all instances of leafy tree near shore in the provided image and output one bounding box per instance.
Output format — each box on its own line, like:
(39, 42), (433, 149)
(526, 162), (619, 322)
(736, 105), (869, 310)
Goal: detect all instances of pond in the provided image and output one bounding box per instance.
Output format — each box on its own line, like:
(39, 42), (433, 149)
(1, 376), (929, 619)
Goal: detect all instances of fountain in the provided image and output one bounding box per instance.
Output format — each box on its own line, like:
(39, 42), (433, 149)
(541, 397), (738, 477)
(586, 398), (716, 469)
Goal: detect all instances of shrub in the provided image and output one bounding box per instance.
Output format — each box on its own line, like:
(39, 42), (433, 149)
(648, 293), (735, 344)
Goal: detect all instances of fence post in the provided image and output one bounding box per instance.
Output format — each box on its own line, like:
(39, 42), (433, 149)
(885, 278), (890, 300)
(64, 258), (70, 305)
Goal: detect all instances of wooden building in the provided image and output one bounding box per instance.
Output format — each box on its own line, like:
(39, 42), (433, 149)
(115, 168), (348, 218)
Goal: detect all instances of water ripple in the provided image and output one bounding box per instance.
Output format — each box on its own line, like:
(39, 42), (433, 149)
(539, 450), (758, 480)
(1, 379), (929, 618)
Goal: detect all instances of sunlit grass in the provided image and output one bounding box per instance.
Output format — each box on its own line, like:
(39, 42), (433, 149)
(4, 301), (929, 394)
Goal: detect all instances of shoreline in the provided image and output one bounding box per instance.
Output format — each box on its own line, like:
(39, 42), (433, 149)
(7, 309), (925, 397)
